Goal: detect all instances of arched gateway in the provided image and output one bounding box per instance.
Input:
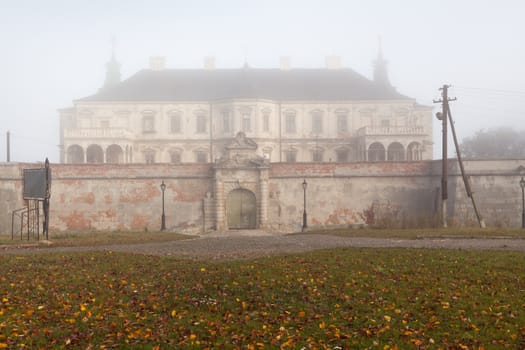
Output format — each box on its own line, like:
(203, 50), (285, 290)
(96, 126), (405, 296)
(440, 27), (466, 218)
(227, 189), (256, 229)
(213, 132), (270, 231)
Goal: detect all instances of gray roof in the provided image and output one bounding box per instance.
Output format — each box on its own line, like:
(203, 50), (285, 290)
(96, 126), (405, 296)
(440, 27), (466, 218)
(79, 68), (412, 102)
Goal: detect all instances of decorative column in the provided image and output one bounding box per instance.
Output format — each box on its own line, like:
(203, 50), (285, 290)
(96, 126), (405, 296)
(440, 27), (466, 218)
(258, 168), (269, 228)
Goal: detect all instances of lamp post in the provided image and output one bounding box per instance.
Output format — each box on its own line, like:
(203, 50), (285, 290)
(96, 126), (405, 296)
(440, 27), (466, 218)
(302, 179), (307, 232)
(520, 177), (525, 229)
(160, 180), (166, 231)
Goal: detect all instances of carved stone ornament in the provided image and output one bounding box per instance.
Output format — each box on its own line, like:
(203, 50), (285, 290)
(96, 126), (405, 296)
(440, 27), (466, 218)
(225, 132), (257, 150)
(215, 132), (268, 168)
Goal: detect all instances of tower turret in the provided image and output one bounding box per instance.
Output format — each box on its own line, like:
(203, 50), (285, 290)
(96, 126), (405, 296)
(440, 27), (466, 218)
(373, 37), (392, 88)
(103, 36), (121, 89)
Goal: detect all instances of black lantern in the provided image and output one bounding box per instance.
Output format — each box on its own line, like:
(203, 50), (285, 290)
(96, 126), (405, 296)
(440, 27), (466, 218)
(520, 176), (525, 228)
(302, 179), (308, 231)
(160, 180), (166, 231)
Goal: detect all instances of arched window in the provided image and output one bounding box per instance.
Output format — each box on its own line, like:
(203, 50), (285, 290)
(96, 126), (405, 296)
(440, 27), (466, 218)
(67, 145), (84, 164)
(106, 144), (123, 163)
(86, 144), (104, 163)
(407, 142), (422, 161)
(143, 149), (156, 164)
(387, 142), (405, 161)
(368, 142), (385, 161)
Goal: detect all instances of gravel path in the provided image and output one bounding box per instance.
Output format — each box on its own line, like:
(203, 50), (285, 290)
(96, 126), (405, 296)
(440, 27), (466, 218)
(3, 233), (525, 260)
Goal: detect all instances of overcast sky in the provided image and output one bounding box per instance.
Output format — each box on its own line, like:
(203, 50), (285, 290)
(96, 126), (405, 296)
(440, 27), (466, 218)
(0, 0), (524, 163)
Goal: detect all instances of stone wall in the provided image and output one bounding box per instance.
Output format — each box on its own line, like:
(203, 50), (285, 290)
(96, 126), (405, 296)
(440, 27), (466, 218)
(1, 159), (524, 235)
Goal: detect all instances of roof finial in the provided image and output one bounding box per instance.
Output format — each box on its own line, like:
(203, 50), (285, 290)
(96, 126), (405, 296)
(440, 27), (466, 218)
(242, 45), (249, 68)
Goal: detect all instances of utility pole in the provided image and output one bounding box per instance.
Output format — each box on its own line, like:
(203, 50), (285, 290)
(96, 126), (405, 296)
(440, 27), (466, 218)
(6, 131), (10, 162)
(433, 85), (455, 228)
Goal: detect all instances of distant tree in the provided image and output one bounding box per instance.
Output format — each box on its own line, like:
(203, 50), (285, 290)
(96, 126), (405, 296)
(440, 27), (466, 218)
(460, 127), (525, 159)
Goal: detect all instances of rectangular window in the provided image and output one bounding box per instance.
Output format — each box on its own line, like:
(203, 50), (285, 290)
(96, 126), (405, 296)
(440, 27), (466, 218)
(285, 114), (296, 133)
(381, 119), (390, 128)
(100, 120), (109, 128)
(263, 113), (270, 132)
(170, 114), (181, 133)
(312, 114), (323, 134)
(196, 152), (208, 163)
(196, 115), (207, 133)
(337, 114), (348, 132)
(222, 111), (231, 133)
(144, 151), (155, 164)
(143, 116), (155, 133)
(285, 150), (297, 162)
(170, 152), (181, 163)
(242, 113), (251, 132)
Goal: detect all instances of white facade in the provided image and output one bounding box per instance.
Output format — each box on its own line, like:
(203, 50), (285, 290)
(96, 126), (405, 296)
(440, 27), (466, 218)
(59, 57), (433, 164)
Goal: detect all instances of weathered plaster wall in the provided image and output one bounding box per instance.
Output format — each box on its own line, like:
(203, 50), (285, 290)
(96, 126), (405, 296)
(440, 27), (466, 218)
(0, 163), (213, 234)
(268, 162), (437, 231)
(447, 160), (525, 227)
(1, 159), (524, 235)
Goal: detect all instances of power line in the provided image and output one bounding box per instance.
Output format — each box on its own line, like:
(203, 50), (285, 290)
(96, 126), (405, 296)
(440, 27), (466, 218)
(454, 85), (525, 96)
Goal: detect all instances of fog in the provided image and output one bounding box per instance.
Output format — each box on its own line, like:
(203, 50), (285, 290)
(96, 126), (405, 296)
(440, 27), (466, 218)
(0, 0), (524, 163)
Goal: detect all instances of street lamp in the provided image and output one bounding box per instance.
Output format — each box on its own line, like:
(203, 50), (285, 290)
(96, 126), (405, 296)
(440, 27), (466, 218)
(520, 177), (525, 229)
(302, 179), (308, 232)
(160, 180), (166, 231)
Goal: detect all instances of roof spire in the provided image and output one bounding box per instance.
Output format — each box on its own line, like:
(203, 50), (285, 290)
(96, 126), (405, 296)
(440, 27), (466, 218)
(373, 35), (391, 88)
(103, 35), (121, 89)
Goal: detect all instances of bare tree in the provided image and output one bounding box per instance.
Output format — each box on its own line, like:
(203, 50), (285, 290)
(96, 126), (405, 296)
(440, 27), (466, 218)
(461, 127), (525, 159)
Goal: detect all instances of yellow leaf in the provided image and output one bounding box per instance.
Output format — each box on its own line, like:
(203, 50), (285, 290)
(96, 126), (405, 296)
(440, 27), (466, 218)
(200, 267), (206, 272)
(171, 310), (177, 317)
(319, 321), (326, 329)
(384, 315), (391, 322)
(0, 343), (7, 349)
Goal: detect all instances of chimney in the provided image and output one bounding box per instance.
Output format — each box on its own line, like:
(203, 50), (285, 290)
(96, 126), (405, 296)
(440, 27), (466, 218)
(149, 56), (166, 71)
(280, 56), (291, 70)
(325, 55), (342, 69)
(204, 56), (215, 70)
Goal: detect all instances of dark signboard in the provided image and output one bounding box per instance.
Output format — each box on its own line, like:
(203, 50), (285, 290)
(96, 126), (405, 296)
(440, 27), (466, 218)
(23, 168), (51, 200)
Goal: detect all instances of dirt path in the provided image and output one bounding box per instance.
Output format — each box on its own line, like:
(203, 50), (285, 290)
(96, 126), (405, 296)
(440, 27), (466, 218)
(2, 233), (525, 260)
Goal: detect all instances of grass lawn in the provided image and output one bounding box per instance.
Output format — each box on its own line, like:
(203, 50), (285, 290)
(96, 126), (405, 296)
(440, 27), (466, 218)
(1, 248), (524, 349)
(305, 227), (525, 239)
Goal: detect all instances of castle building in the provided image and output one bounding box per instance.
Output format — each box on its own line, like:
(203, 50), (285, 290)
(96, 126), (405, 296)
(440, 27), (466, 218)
(59, 52), (433, 164)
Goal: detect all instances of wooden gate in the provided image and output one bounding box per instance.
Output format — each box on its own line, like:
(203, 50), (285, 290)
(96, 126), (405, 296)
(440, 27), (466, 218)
(227, 189), (256, 229)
